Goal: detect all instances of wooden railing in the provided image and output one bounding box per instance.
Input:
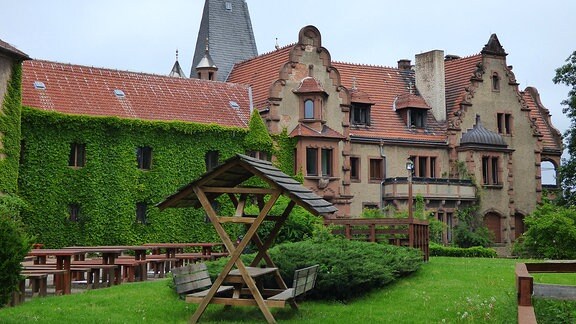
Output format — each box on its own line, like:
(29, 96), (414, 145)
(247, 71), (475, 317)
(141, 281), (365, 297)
(516, 261), (576, 324)
(323, 218), (429, 261)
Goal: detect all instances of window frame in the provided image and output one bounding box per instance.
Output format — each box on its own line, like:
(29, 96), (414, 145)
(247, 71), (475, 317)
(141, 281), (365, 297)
(304, 99), (315, 120)
(409, 155), (438, 178)
(350, 156), (360, 182)
(482, 155), (501, 186)
(368, 158), (384, 182)
(306, 147), (318, 176)
(69, 204), (80, 222)
(409, 109), (426, 128)
(205, 150), (219, 172)
(496, 112), (512, 135)
(492, 72), (500, 91)
(136, 202), (147, 224)
(321, 148), (333, 177)
(68, 143), (86, 168)
(136, 146), (153, 170)
(350, 103), (371, 126)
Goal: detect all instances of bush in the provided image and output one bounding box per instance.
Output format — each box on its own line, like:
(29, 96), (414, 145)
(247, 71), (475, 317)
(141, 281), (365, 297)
(429, 242), (497, 258)
(0, 195), (32, 307)
(514, 202), (576, 259)
(453, 207), (493, 248)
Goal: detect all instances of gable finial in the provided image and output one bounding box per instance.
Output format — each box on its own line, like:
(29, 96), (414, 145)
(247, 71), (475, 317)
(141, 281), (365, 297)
(175, 49), (179, 62)
(275, 37), (280, 50)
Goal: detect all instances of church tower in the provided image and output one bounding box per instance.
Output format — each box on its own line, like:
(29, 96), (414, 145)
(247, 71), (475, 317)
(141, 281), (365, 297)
(191, 0), (258, 81)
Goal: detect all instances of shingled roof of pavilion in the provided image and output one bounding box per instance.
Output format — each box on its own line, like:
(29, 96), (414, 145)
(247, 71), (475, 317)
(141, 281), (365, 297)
(157, 154), (337, 216)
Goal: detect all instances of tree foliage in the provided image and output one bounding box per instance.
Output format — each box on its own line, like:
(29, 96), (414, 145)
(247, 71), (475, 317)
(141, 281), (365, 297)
(553, 51), (576, 205)
(513, 201), (576, 259)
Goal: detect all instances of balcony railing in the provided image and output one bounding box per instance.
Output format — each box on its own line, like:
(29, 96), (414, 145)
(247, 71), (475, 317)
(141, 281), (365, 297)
(383, 177), (476, 201)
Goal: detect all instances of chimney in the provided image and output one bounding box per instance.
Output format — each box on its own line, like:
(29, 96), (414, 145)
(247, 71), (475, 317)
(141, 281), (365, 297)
(397, 59), (412, 70)
(415, 50), (446, 121)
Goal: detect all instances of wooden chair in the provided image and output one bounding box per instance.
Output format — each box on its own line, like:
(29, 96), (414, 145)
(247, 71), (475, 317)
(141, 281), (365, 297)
(172, 263), (233, 297)
(267, 264), (319, 308)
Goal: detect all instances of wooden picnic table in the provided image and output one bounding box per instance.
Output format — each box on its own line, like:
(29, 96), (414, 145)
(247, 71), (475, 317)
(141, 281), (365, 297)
(143, 242), (224, 258)
(64, 246), (128, 286)
(26, 248), (85, 295)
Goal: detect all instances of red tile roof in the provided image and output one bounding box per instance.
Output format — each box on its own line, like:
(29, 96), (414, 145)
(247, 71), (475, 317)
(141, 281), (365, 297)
(227, 45), (292, 109)
(523, 87), (563, 151)
(394, 93), (431, 110)
(445, 54), (482, 119)
(22, 60), (251, 128)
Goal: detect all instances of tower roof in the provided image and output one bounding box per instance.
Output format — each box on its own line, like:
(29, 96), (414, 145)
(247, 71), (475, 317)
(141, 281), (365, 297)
(169, 50), (187, 78)
(461, 115), (507, 147)
(191, 0), (257, 81)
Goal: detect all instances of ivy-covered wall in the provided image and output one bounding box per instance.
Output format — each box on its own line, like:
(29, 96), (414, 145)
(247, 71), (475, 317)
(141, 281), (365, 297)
(19, 107), (252, 247)
(0, 63), (23, 195)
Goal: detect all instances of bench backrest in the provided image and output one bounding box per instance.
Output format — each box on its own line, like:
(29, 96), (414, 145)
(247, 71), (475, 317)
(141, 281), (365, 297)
(292, 264), (319, 297)
(172, 263), (212, 295)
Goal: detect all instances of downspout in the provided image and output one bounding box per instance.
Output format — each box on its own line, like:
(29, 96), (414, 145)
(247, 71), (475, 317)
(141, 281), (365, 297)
(248, 86), (253, 114)
(380, 140), (386, 211)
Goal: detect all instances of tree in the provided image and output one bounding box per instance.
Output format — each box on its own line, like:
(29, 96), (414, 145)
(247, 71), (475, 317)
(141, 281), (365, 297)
(553, 51), (576, 205)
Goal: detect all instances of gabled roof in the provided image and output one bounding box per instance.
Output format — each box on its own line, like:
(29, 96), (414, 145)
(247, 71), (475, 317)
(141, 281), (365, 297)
(157, 154), (338, 216)
(289, 124), (346, 139)
(0, 39), (29, 61)
(394, 93), (431, 110)
(21, 60), (251, 128)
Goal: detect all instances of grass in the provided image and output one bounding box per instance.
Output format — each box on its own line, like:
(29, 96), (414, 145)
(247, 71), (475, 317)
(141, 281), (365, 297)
(0, 257), (561, 323)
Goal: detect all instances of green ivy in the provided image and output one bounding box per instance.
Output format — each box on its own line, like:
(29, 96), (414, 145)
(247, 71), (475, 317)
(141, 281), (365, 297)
(0, 63), (23, 194)
(244, 110), (273, 153)
(18, 107), (258, 247)
(272, 128), (297, 176)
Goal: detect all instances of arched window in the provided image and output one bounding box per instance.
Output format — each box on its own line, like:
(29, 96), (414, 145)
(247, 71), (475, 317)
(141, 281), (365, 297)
(304, 99), (314, 119)
(492, 73), (500, 91)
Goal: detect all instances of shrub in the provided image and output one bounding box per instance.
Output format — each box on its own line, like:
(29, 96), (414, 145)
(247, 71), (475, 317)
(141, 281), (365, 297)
(0, 195), (32, 307)
(268, 236), (421, 301)
(429, 242), (496, 258)
(514, 202), (576, 259)
(453, 207), (493, 248)
(206, 236), (422, 301)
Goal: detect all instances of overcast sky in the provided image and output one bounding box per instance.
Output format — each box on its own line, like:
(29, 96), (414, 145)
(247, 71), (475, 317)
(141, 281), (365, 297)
(1, 1), (574, 142)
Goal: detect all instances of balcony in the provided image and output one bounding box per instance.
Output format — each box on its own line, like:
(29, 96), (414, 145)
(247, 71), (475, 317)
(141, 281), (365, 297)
(383, 177), (477, 203)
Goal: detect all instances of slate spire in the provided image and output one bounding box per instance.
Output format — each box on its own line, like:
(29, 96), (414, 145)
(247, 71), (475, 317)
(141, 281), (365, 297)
(169, 49), (187, 78)
(191, 0), (258, 81)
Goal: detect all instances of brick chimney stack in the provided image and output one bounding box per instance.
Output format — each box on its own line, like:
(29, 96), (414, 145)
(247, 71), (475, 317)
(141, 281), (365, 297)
(415, 50), (446, 122)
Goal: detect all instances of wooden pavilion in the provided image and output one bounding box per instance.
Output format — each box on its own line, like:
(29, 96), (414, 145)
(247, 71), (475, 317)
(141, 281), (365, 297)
(157, 154), (337, 323)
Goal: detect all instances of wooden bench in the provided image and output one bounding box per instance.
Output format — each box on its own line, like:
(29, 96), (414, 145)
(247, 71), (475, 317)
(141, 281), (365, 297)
(172, 263), (233, 297)
(267, 264), (319, 308)
(147, 255), (179, 278)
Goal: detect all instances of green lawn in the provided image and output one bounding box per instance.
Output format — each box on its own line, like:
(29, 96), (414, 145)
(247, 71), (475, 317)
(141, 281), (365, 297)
(0, 257), (562, 323)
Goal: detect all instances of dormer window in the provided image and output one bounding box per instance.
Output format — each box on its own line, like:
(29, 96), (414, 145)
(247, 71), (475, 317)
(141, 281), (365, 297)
(350, 103), (371, 126)
(409, 109), (426, 128)
(304, 99), (315, 119)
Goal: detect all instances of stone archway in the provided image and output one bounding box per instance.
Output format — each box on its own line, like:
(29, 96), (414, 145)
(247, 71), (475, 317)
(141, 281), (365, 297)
(484, 212), (502, 243)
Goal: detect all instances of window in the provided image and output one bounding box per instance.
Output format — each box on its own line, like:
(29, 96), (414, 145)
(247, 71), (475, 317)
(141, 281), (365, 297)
(68, 143), (86, 167)
(306, 147), (318, 176)
(205, 150), (219, 172)
(350, 103), (370, 126)
(492, 73), (500, 91)
(136, 202), (147, 224)
(247, 150), (269, 161)
(369, 158), (383, 181)
(304, 99), (314, 119)
(409, 156), (437, 178)
(69, 204), (80, 222)
(321, 148), (333, 177)
(350, 157), (360, 181)
(136, 146), (152, 170)
(497, 113), (512, 135)
(409, 109), (426, 128)
(482, 156), (500, 185)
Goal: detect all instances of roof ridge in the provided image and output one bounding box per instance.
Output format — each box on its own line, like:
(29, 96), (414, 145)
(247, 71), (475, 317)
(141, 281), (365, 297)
(333, 60), (398, 69)
(232, 43), (295, 67)
(26, 59), (250, 88)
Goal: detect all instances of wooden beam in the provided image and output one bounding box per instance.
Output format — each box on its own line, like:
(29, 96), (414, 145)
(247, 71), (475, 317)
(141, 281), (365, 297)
(217, 217), (255, 224)
(201, 187), (276, 194)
